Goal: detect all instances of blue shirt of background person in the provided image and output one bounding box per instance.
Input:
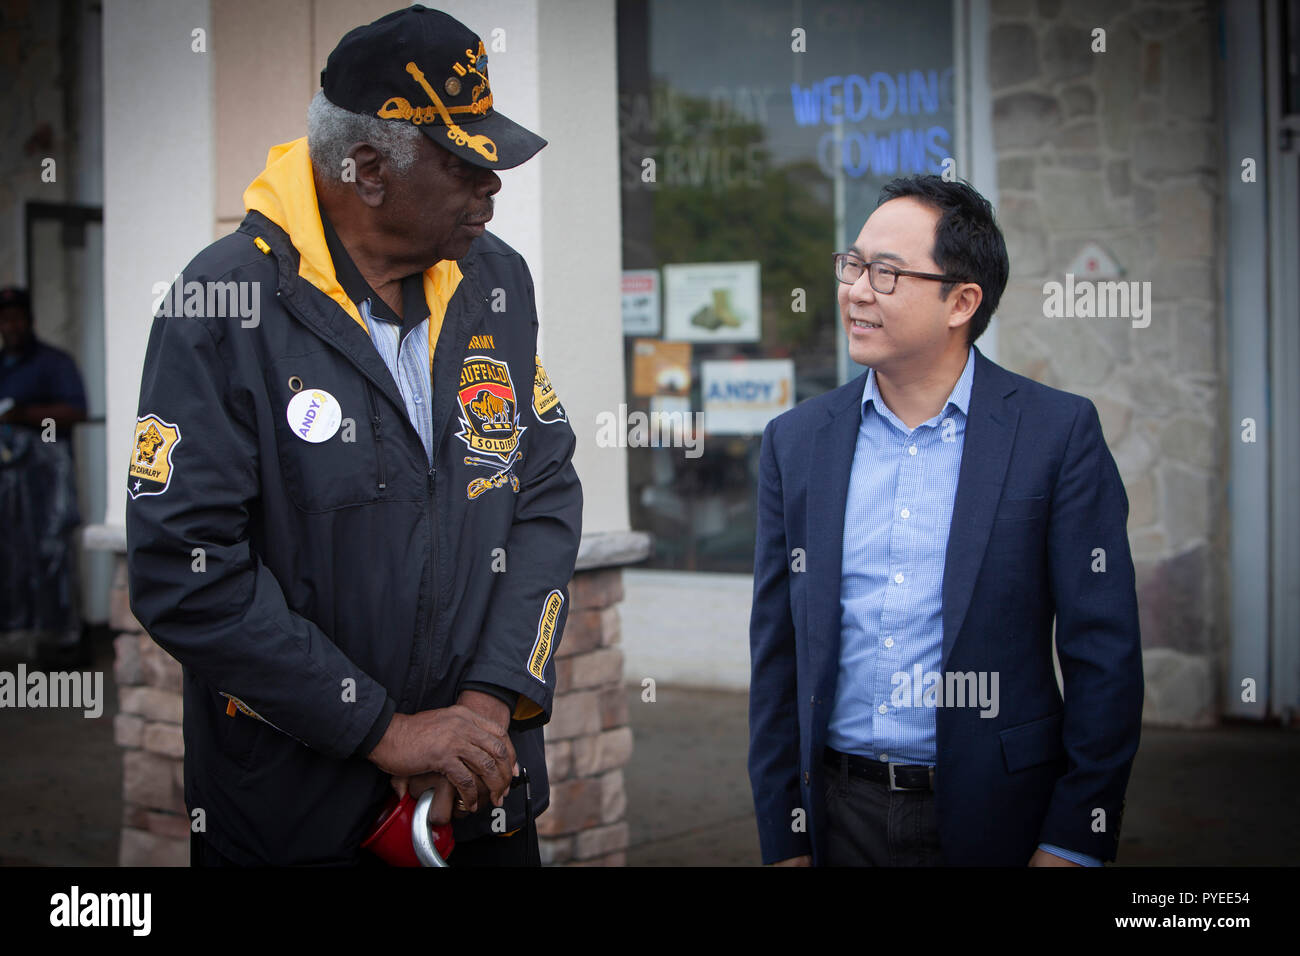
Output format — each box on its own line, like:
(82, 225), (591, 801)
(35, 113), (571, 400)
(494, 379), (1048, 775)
(0, 287), (87, 443)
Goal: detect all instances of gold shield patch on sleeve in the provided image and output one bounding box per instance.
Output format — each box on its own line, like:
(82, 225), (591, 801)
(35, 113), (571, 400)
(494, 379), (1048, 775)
(528, 589), (565, 683)
(128, 414), (182, 499)
(532, 355), (567, 424)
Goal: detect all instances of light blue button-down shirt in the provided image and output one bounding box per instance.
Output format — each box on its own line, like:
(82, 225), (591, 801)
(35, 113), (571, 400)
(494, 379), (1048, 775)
(826, 346), (1097, 866)
(828, 346), (973, 762)
(359, 297), (434, 466)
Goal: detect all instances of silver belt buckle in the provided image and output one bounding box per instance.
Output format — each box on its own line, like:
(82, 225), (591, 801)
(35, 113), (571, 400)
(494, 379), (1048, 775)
(887, 762), (925, 791)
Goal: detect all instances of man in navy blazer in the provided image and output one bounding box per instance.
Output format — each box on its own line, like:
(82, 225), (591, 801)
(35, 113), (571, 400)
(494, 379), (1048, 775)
(748, 176), (1143, 867)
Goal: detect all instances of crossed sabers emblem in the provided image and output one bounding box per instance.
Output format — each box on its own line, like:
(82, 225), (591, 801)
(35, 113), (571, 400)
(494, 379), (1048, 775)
(464, 453), (521, 499)
(405, 62), (498, 164)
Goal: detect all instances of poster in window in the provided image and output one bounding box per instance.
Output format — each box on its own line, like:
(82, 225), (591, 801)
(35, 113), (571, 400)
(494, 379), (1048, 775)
(663, 261), (761, 342)
(622, 269), (661, 335)
(632, 339), (692, 397)
(701, 358), (795, 435)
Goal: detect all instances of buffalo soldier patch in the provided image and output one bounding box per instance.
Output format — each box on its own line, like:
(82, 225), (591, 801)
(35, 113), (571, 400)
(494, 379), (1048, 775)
(456, 355), (526, 498)
(532, 355), (567, 424)
(128, 414), (182, 499)
(528, 590), (565, 683)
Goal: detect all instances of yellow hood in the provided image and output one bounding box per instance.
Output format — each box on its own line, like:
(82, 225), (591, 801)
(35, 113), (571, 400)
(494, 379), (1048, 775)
(243, 137), (462, 340)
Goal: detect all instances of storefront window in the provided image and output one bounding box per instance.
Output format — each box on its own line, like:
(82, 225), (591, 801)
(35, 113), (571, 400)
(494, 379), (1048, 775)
(617, 0), (955, 571)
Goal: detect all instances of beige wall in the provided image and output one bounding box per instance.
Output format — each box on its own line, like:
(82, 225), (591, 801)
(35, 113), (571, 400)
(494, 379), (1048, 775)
(213, 0), (316, 233)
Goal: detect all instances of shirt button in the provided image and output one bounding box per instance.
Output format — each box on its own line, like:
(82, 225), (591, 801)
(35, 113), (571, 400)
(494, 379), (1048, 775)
(908, 444), (917, 456)
(877, 703), (888, 715)
(894, 572), (904, 584)
(884, 636), (894, 648)
(900, 508), (910, 519)
(879, 754), (889, 762)
(414, 395), (423, 404)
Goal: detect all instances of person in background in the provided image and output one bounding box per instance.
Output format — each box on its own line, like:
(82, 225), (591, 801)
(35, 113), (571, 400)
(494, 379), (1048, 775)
(0, 285), (89, 666)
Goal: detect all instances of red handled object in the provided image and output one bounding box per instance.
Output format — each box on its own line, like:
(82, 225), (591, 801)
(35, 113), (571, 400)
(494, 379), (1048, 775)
(361, 792), (455, 867)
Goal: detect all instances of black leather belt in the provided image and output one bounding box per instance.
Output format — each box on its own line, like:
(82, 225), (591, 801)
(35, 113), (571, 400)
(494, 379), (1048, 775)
(824, 746), (935, 791)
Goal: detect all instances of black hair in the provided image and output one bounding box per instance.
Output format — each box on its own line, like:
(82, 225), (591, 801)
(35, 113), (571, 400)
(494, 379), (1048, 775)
(0, 286), (33, 324)
(875, 176), (1008, 345)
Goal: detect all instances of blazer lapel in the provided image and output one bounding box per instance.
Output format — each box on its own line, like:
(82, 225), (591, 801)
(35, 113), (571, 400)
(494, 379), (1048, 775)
(941, 349), (1020, 671)
(806, 372), (869, 687)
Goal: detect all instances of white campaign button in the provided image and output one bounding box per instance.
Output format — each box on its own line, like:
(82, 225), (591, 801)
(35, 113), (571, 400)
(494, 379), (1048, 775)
(286, 388), (342, 443)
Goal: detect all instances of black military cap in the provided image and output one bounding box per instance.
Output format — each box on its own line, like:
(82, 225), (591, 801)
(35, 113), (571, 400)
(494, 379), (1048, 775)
(320, 4), (546, 170)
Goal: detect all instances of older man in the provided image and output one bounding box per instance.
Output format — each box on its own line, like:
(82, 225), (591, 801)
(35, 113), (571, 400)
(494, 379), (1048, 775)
(127, 6), (582, 866)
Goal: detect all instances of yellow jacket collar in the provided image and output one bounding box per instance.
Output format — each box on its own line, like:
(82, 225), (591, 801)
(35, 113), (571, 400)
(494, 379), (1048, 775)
(243, 137), (462, 334)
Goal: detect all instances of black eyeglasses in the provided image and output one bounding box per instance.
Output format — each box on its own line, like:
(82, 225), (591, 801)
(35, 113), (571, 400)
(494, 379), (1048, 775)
(832, 253), (967, 295)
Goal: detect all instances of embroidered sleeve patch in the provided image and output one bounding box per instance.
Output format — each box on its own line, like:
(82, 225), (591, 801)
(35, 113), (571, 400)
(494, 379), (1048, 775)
(528, 590), (565, 683)
(532, 355), (567, 424)
(128, 414), (182, 499)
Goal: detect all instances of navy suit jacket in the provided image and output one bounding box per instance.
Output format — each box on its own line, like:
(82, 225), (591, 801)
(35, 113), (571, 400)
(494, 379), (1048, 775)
(747, 347), (1143, 865)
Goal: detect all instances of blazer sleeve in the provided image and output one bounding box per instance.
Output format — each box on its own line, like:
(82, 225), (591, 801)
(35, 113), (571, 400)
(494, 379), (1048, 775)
(1038, 399), (1144, 861)
(748, 418), (812, 863)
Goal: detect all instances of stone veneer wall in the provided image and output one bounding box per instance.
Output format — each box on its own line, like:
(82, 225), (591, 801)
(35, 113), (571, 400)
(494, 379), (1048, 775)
(109, 555), (634, 866)
(987, 0), (1225, 725)
(536, 568), (632, 866)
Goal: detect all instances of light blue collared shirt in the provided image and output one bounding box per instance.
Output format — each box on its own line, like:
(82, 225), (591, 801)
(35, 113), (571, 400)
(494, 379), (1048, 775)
(360, 297), (434, 466)
(827, 346), (1098, 866)
(828, 346), (974, 762)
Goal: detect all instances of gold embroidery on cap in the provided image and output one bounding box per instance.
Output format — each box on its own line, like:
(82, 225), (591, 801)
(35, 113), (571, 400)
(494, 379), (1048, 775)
(399, 61), (498, 163)
(377, 92), (493, 123)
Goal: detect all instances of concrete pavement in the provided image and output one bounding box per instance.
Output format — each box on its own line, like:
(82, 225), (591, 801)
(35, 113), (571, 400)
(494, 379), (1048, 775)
(1, 638), (1296, 866)
(624, 685), (1300, 866)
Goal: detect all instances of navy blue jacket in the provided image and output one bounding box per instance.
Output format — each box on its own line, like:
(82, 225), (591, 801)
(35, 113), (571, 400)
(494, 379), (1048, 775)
(127, 181), (581, 864)
(748, 347), (1142, 865)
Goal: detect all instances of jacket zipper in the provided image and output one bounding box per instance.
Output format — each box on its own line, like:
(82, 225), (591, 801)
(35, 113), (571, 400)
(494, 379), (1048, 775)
(412, 270), (478, 711)
(412, 273), (488, 707)
(411, 268), (484, 709)
(364, 381), (387, 491)
(413, 463), (438, 709)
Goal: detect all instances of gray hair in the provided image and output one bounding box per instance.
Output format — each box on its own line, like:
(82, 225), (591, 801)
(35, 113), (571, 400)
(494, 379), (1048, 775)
(306, 90), (423, 181)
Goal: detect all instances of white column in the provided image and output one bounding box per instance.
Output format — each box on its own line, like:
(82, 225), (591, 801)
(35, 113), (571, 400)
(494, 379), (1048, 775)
(439, 0), (630, 536)
(101, 0), (214, 529)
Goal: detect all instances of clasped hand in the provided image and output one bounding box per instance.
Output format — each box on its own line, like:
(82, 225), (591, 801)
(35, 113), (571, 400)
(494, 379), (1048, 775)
(368, 693), (517, 826)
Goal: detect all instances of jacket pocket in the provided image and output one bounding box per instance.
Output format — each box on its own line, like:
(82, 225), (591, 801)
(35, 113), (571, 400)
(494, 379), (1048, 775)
(995, 494), (1048, 522)
(212, 690), (263, 772)
(268, 352), (380, 512)
(999, 711), (1065, 773)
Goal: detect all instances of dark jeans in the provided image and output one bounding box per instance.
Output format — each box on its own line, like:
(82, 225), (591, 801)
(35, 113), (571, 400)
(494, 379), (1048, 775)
(190, 827), (540, 868)
(822, 757), (943, 866)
